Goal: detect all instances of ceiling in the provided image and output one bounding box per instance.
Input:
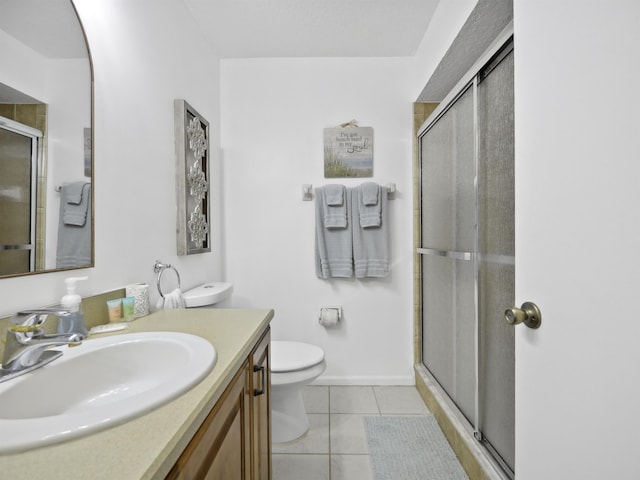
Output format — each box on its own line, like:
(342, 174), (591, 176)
(182, 0), (441, 58)
(1, 0), (513, 102)
(0, 0), (87, 59)
(1, 0), (440, 59)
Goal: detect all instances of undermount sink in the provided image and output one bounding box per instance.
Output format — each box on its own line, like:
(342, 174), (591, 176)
(0, 331), (216, 453)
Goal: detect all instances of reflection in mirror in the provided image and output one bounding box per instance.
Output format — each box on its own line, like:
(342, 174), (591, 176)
(0, 0), (93, 278)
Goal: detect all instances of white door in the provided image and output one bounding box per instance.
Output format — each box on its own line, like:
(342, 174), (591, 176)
(514, 1), (640, 478)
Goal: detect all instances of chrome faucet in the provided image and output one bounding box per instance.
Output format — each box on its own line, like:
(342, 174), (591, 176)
(0, 309), (84, 383)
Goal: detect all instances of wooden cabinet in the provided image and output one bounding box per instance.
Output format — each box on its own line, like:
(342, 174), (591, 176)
(250, 329), (271, 480)
(167, 327), (271, 480)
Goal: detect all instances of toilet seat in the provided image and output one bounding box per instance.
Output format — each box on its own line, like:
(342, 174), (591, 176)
(271, 341), (324, 373)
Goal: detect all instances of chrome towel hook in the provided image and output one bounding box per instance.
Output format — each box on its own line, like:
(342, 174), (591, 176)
(153, 260), (181, 298)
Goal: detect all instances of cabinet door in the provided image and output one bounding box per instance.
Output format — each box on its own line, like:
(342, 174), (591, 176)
(250, 329), (271, 480)
(168, 361), (251, 480)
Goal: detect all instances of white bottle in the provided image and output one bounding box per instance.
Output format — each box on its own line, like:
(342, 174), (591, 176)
(58, 276), (89, 337)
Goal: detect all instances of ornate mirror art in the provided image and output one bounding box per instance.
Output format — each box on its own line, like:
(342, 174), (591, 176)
(174, 99), (210, 255)
(0, 0), (94, 278)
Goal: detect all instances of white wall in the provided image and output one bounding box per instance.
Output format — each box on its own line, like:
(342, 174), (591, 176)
(0, 29), (47, 100)
(0, 29), (90, 270)
(0, 0), (223, 316)
(45, 58), (92, 268)
(514, 1), (640, 478)
(221, 58), (416, 384)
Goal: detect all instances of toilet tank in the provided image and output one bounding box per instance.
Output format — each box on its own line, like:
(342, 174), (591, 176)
(182, 283), (233, 308)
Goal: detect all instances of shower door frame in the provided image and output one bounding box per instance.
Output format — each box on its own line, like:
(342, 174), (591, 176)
(0, 116), (42, 273)
(416, 31), (515, 479)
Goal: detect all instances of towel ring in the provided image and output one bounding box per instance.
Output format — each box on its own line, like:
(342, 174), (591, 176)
(153, 260), (181, 298)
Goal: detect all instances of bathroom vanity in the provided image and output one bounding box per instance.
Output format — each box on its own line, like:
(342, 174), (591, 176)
(0, 308), (273, 480)
(168, 320), (271, 479)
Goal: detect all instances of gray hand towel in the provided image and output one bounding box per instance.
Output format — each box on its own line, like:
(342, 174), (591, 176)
(56, 184), (92, 268)
(323, 184), (347, 229)
(325, 184), (344, 206)
(62, 182), (91, 226)
(315, 187), (353, 278)
(351, 185), (388, 278)
(64, 181), (85, 204)
(357, 183), (382, 228)
(361, 182), (379, 206)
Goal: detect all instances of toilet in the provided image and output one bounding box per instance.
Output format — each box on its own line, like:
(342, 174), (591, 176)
(270, 341), (326, 443)
(182, 284), (325, 443)
(182, 282), (234, 308)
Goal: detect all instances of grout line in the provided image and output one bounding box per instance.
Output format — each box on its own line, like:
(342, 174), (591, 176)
(371, 385), (382, 415)
(274, 453), (332, 457)
(281, 386), (441, 479)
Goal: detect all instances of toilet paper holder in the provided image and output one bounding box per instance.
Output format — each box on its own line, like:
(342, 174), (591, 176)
(319, 306), (341, 327)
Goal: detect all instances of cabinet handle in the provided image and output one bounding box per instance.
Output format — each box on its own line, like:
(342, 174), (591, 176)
(253, 364), (265, 396)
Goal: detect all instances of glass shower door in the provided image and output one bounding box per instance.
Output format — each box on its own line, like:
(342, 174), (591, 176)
(419, 42), (515, 475)
(420, 85), (477, 423)
(0, 127), (37, 275)
(477, 46), (515, 472)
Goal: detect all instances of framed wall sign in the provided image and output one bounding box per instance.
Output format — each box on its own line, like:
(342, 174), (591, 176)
(323, 123), (373, 178)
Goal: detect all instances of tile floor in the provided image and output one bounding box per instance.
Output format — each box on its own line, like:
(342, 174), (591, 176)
(272, 385), (454, 480)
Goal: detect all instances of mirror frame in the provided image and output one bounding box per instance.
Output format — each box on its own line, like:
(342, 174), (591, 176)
(0, 0), (94, 279)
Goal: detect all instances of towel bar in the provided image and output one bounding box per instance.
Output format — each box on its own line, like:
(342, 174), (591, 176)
(302, 182), (396, 201)
(153, 260), (181, 298)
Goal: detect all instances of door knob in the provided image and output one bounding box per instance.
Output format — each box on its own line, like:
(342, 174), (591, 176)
(505, 302), (541, 329)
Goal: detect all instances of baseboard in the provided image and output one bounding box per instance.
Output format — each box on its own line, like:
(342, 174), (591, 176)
(312, 375), (415, 386)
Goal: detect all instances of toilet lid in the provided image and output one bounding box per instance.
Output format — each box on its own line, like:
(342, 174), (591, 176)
(271, 341), (325, 372)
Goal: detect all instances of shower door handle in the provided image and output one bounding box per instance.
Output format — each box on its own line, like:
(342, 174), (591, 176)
(505, 302), (542, 329)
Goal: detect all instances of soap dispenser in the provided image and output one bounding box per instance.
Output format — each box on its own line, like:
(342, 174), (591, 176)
(57, 276), (89, 337)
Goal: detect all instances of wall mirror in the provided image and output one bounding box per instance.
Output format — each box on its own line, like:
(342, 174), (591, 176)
(0, 0), (93, 279)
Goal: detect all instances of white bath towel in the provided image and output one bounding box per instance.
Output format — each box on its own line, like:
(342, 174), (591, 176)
(315, 186), (353, 278)
(322, 184), (347, 229)
(351, 185), (389, 278)
(156, 288), (186, 309)
(357, 182), (382, 228)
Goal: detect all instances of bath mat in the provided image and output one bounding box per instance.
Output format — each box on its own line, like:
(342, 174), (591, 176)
(364, 415), (469, 480)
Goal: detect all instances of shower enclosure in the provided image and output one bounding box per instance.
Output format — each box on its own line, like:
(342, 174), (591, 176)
(0, 118), (41, 276)
(417, 39), (514, 476)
